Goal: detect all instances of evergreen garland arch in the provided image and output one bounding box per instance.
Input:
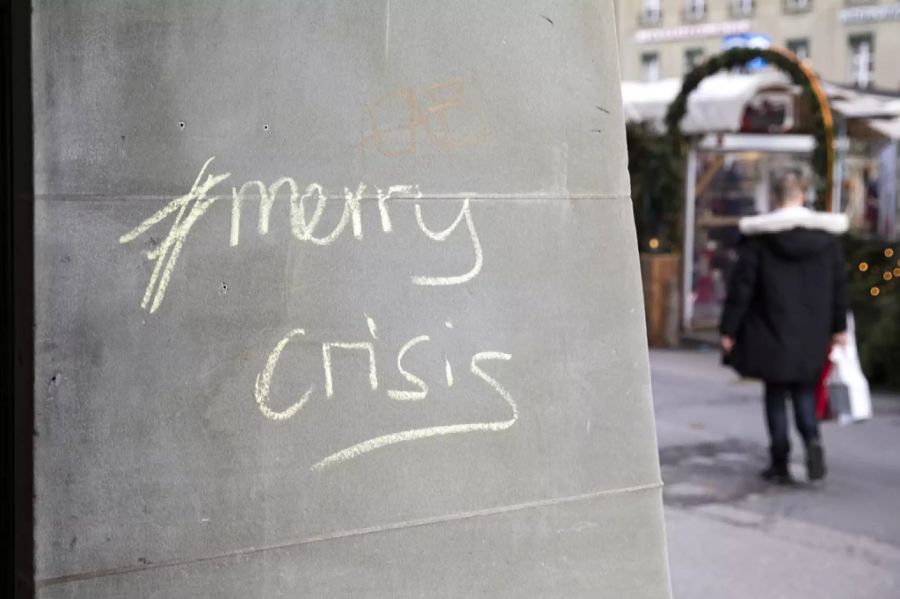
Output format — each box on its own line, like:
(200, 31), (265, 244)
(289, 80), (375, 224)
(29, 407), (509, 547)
(664, 47), (834, 206)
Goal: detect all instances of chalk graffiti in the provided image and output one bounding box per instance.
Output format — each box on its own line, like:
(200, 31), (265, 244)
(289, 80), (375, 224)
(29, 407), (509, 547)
(360, 78), (488, 158)
(119, 158), (484, 312)
(119, 157), (230, 313)
(387, 335), (430, 401)
(254, 316), (516, 471)
(254, 328), (312, 422)
(120, 153), (509, 471)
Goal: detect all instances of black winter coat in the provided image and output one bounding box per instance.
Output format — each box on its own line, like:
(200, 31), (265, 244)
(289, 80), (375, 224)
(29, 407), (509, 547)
(720, 209), (849, 384)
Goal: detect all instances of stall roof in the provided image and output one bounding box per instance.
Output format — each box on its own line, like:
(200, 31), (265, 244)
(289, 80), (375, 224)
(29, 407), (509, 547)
(822, 81), (900, 119)
(623, 72), (900, 140)
(822, 82), (900, 140)
(865, 117), (900, 141)
(622, 71), (791, 134)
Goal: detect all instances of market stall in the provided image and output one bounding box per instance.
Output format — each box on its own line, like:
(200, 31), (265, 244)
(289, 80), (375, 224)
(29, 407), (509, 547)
(623, 70), (900, 338)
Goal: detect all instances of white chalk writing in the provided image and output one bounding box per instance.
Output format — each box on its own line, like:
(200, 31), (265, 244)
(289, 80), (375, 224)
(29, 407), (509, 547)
(254, 316), (516, 471)
(122, 159), (512, 473)
(120, 158), (484, 312)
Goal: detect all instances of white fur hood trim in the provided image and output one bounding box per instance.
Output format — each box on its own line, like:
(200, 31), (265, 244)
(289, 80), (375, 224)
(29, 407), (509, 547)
(739, 206), (849, 236)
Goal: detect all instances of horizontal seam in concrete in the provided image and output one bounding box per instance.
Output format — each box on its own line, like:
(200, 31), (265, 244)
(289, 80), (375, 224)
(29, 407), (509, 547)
(33, 193), (631, 202)
(36, 480), (662, 588)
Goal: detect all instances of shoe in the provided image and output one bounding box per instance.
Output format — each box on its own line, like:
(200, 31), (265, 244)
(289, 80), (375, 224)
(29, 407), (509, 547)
(807, 440), (827, 481)
(760, 465), (794, 485)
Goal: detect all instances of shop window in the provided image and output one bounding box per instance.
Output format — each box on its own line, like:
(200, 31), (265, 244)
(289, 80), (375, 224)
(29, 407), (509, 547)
(786, 38), (810, 62)
(849, 34), (874, 88)
(642, 52), (661, 82)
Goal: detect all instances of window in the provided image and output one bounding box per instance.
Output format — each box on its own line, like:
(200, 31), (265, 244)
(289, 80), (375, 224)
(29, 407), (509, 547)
(640, 0), (662, 25)
(849, 34), (874, 88)
(641, 52), (661, 82)
(786, 38), (809, 62)
(684, 0), (706, 21)
(685, 48), (704, 72)
(731, 0), (754, 17)
(784, 0), (811, 12)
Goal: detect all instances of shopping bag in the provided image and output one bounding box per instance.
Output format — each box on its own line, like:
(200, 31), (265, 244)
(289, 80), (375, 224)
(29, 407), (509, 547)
(815, 348), (833, 421)
(826, 377), (852, 425)
(827, 313), (873, 425)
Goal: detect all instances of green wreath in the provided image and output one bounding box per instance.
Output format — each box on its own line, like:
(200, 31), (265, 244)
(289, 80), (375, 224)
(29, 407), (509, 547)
(664, 47), (834, 205)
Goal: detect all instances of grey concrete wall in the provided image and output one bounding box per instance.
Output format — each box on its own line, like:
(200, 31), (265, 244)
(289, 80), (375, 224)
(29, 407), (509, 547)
(31, 1), (671, 596)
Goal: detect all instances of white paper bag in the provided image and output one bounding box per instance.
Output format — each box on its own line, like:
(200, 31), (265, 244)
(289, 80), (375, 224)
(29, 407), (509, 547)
(828, 312), (873, 425)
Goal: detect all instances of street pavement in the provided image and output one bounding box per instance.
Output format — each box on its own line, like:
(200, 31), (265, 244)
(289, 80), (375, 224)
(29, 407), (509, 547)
(651, 349), (900, 599)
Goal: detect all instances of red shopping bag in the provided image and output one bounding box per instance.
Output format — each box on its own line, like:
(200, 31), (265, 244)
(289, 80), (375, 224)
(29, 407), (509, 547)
(815, 343), (833, 421)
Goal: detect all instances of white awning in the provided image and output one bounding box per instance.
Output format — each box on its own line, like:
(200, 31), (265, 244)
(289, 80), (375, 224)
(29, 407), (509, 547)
(622, 71), (791, 134)
(823, 81), (900, 120)
(867, 116), (900, 141)
(623, 73), (900, 140)
(621, 79), (682, 127)
(822, 82), (900, 140)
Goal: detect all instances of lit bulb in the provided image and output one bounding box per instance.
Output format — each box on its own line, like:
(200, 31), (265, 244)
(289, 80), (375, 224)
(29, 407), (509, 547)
(870, 287), (880, 297)
(858, 262), (869, 272)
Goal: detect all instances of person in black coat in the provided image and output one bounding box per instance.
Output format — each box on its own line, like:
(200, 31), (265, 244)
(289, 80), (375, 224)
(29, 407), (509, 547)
(720, 169), (849, 484)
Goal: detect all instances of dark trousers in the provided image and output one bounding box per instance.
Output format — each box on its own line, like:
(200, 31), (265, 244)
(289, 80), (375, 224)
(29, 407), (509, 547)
(764, 382), (820, 465)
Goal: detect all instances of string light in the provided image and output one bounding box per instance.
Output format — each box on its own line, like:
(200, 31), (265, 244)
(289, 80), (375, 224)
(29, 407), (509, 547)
(885, 272), (894, 281)
(894, 267), (900, 277)
(858, 261), (869, 272)
(885, 248), (895, 258)
(870, 287), (880, 297)
(649, 238), (660, 250)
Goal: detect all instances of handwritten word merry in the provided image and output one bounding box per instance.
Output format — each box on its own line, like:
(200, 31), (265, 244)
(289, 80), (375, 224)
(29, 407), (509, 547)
(254, 316), (516, 471)
(119, 157), (484, 313)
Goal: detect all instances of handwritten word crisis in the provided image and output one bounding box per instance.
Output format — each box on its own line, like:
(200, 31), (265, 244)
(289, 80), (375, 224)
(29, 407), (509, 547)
(255, 316), (516, 471)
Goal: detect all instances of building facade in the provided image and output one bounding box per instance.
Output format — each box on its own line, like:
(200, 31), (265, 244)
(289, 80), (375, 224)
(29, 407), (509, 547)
(614, 0), (900, 89)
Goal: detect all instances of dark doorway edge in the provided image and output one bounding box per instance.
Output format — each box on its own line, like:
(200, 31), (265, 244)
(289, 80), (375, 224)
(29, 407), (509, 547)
(2, 0), (35, 596)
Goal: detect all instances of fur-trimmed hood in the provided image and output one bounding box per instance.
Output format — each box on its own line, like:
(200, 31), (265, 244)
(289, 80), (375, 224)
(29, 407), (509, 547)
(739, 206), (848, 261)
(739, 206), (849, 236)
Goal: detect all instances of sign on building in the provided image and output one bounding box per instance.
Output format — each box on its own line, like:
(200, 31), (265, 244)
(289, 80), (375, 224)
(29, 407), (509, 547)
(722, 33), (772, 70)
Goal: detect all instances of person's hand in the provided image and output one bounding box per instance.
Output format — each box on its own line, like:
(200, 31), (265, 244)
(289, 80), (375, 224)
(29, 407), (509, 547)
(833, 331), (848, 346)
(721, 336), (734, 353)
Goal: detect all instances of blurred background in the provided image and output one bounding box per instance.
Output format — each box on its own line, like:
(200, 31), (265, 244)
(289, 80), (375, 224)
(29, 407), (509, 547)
(613, 0), (899, 389)
(614, 2), (900, 596)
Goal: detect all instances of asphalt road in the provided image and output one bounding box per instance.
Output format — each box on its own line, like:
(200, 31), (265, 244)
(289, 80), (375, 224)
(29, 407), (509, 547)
(651, 349), (900, 599)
